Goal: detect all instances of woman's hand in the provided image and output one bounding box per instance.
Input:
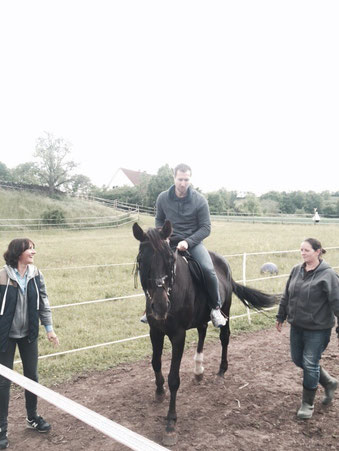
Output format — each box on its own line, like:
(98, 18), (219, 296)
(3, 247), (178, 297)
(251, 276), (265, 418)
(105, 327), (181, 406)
(276, 321), (283, 332)
(47, 331), (60, 347)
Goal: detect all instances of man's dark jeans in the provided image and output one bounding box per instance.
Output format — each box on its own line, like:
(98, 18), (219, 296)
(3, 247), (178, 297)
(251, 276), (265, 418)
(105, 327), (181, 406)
(190, 243), (221, 309)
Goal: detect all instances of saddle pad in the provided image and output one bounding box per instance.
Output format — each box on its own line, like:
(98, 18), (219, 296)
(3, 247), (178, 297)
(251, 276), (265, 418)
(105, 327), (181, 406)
(181, 251), (207, 290)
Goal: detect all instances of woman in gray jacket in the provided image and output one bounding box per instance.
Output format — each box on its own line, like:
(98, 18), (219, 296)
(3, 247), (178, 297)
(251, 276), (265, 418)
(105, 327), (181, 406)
(0, 238), (59, 449)
(276, 238), (339, 420)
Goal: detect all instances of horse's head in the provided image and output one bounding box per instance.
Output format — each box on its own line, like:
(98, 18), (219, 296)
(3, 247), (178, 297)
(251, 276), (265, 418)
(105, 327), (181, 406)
(133, 221), (175, 321)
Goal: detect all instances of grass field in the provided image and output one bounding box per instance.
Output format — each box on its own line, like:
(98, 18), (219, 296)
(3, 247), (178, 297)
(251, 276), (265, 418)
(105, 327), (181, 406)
(1, 213), (338, 386)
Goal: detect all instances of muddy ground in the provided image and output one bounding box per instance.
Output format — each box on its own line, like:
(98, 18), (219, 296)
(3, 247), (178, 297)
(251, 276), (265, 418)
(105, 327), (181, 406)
(6, 325), (339, 450)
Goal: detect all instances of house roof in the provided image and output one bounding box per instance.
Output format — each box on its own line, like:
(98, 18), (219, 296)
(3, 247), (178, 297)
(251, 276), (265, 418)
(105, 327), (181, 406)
(109, 168), (152, 188)
(120, 168), (148, 186)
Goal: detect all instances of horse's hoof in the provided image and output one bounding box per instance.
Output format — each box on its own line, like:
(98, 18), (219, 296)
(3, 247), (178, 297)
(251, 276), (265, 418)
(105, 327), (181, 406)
(162, 431), (178, 446)
(155, 390), (166, 403)
(194, 373), (204, 382)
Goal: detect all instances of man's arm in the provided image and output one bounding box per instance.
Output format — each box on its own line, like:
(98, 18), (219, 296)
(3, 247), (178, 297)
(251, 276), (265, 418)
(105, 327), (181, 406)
(185, 199), (211, 248)
(155, 194), (166, 228)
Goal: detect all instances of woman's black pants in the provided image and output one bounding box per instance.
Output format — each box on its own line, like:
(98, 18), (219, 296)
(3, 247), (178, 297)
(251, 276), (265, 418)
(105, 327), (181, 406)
(0, 337), (38, 430)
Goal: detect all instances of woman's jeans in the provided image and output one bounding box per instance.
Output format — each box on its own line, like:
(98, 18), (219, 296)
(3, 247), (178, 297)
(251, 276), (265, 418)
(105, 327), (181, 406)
(290, 325), (331, 390)
(189, 243), (221, 309)
(0, 337), (39, 429)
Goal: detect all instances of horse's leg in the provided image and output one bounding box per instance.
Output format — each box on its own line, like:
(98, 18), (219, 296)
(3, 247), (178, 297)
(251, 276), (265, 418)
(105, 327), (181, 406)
(163, 329), (186, 446)
(218, 320), (230, 377)
(150, 327), (166, 402)
(194, 323), (207, 381)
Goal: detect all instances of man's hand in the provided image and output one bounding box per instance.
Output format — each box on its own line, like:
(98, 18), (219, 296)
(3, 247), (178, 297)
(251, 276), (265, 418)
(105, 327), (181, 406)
(177, 240), (188, 252)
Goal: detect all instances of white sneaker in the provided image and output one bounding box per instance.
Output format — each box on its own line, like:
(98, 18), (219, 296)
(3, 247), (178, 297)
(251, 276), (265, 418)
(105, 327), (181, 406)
(210, 308), (227, 327)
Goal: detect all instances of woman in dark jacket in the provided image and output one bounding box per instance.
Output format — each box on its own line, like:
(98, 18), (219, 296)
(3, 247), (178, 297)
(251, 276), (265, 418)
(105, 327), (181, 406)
(0, 238), (59, 449)
(276, 238), (339, 420)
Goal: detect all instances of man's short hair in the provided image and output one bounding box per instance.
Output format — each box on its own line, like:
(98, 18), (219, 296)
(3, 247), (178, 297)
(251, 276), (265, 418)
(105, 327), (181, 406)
(174, 163), (192, 177)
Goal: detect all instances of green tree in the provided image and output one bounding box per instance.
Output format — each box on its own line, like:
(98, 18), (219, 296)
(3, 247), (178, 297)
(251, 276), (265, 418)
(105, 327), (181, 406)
(136, 173), (151, 205)
(207, 191), (226, 214)
(242, 194), (261, 214)
(0, 162), (12, 182)
(322, 204), (336, 216)
(34, 132), (78, 195)
(11, 162), (40, 185)
(290, 191), (306, 211)
(207, 188), (237, 214)
(92, 185), (142, 205)
(67, 174), (94, 195)
(146, 164), (173, 206)
(304, 191), (324, 214)
(260, 191), (282, 202)
(279, 192), (296, 214)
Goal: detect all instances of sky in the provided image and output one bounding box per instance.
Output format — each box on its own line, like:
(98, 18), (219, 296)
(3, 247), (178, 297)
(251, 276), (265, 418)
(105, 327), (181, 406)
(0, 1), (338, 195)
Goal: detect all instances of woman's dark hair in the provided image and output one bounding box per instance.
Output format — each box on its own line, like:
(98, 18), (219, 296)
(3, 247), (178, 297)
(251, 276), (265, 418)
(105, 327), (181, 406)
(304, 238), (326, 255)
(3, 238), (35, 268)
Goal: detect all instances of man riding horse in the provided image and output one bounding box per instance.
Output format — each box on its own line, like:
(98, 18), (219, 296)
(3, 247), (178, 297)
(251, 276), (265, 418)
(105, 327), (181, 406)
(141, 163), (226, 328)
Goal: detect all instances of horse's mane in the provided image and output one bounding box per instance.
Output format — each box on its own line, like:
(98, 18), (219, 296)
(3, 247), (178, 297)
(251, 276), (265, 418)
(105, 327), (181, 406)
(146, 228), (171, 254)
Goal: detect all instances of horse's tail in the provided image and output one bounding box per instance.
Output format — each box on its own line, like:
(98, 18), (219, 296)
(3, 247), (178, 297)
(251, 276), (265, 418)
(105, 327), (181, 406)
(231, 279), (277, 309)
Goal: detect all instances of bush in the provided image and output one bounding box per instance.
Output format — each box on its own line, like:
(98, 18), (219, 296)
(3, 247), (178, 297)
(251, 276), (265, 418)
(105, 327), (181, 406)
(41, 208), (66, 226)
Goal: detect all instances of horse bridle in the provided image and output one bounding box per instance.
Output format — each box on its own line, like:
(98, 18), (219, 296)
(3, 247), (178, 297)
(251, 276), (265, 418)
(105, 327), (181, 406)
(136, 246), (177, 301)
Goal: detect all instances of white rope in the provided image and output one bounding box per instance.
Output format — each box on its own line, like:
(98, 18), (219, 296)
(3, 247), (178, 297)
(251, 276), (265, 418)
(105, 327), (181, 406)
(42, 262), (135, 271)
(0, 216), (138, 232)
(50, 293), (144, 310)
(49, 267), (339, 311)
(38, 246), (339, 272)
(33, 334), (149, 361)
(14, 307), (279, 363)
(241, 246), (339, 257)
(0, 365), (168, 451)
(47, 273), (286, 311)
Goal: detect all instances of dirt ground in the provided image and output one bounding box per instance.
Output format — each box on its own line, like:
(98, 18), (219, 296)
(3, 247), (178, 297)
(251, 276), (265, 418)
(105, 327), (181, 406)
(6, 325), (339, 450)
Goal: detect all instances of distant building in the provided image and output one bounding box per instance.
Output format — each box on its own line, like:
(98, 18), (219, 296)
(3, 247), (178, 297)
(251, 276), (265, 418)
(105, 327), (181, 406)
(108, 168), (151, 188)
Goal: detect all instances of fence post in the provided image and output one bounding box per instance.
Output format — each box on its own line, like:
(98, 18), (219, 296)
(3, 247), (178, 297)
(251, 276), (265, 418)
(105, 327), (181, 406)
(242, 252), (251, 324)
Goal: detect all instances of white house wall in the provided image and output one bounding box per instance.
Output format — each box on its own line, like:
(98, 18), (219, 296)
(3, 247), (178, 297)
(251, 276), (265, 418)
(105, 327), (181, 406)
(109, 169), (134, 188)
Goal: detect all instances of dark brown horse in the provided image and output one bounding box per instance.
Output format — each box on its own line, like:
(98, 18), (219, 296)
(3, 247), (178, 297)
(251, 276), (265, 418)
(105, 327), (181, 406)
(133, 221), (275, 446)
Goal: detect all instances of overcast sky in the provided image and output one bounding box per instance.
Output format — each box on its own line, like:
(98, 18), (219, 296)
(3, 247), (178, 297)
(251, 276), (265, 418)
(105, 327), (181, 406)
(0, 1), (338, 194)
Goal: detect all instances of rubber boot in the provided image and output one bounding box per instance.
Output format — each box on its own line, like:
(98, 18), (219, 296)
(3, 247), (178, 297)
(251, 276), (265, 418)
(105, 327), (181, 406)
(319, 367), (338, 405)
(297, 387), (317, 419)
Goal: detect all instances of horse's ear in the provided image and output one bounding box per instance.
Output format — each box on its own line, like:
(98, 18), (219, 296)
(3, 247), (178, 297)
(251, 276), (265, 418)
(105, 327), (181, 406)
(133, 222), (146, 242)
(161, 220), (172, 240)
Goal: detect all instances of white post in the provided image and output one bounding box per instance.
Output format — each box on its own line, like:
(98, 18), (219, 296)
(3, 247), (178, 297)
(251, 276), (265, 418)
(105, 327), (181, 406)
(242, 252), (251, 324)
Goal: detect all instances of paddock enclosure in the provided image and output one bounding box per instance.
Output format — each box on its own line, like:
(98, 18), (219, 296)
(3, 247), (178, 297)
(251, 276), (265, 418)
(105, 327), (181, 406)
(5, 326), (339, 450)
(0, 217), (338, 449)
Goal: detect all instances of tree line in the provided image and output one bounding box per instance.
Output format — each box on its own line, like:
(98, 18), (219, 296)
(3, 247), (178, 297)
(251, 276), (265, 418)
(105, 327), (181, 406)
(0, 132), (93, 196)
(1, 133), (338, 217)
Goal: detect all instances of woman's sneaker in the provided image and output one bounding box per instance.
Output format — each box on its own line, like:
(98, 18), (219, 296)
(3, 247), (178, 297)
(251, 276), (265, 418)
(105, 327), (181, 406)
(0, 428), (8, 449)
(26, 415), (51, 433)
